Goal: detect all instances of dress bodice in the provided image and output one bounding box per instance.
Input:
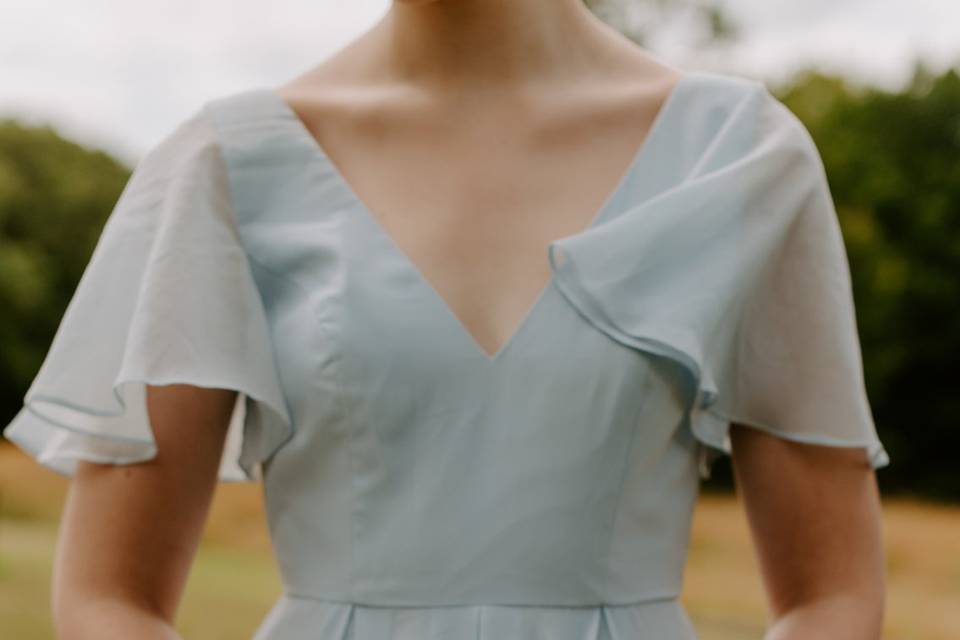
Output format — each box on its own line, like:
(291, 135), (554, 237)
(5, 67), (889, 639)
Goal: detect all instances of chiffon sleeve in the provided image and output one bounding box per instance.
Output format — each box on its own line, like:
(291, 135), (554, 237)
(691, 94), (890, 479)
(2, 104), (292, 482)
(545, 79), (890, 481)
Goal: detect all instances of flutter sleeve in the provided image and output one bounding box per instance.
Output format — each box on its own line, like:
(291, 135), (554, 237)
(691, 97), (890, 478)
(3, 104), (292, 482)
(546, 79), (890, 480)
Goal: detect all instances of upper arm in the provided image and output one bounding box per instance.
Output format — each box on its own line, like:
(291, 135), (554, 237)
(729, 421), (886, 630)
(53, 384), (236, 628)
(1, 101), (293, 635)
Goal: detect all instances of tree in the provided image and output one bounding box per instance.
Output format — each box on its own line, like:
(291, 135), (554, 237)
(0, 119), (131, 426)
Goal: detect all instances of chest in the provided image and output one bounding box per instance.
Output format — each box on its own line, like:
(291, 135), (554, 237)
(272, 89), (672, 359)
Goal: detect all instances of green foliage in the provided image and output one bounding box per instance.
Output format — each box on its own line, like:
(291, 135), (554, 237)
(708, 61), (960, 501)
(2, 60), (959, 500)
(0, 120), (130, 418)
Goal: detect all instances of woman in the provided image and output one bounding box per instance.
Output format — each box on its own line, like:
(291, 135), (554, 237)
(5, 1), (889, 638)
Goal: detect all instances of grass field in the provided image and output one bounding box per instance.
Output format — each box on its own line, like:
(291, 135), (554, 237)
(1, 442), (957, 639)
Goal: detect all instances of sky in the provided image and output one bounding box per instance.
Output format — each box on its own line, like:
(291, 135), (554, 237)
(2, 0), (958, 165)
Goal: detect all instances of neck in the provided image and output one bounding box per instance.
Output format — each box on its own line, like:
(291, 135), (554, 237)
(366, 0), (622, 88)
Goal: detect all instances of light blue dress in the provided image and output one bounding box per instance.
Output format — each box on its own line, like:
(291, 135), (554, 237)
(5, 69), (890, 639)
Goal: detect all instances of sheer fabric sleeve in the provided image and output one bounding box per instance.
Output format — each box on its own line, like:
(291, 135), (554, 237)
(691, 91), (890, 479)
(2, 104), (292, 483)
(545, 79), (890, 481)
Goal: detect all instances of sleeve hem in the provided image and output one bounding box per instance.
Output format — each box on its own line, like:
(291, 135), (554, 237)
(691, 405), (890, 480)
(6, 375), (293, 484)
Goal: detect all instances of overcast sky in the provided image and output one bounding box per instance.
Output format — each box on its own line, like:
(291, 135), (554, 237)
(2, 0), (957, 165)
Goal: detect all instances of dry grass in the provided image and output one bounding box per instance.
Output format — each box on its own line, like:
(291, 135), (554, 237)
(1, 442), (957, 639)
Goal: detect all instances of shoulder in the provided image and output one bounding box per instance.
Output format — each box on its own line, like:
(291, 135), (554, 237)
(129, 103), (224, 196)
(677, 69), (809, 138)
(139, 86), (278, 169)
(113, 99), (243, 229)
(685, 69), (795, 121)
(130, 85), (282, 200)
(669, 70), (819, 174)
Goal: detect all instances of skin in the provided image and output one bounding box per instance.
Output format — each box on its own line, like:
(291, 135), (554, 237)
(729, 425), (886, 639)
(54, 0), (886, 637)
(53, 385), (236, 639)
(277, 2), (683, 359)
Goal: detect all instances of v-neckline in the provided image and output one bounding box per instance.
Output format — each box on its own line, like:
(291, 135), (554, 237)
(257, 70), (695, 363)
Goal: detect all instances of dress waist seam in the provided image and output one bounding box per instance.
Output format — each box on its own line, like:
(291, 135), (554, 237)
(279, 588), (683, 609)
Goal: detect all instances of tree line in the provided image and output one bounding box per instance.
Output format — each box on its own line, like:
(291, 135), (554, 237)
(1, 62), (958, 501)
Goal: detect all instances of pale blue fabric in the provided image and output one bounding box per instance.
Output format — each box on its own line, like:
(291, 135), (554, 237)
(5, 68), (889, 639)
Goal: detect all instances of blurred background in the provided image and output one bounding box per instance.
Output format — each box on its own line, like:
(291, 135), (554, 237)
(1, 1), (958, 638)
